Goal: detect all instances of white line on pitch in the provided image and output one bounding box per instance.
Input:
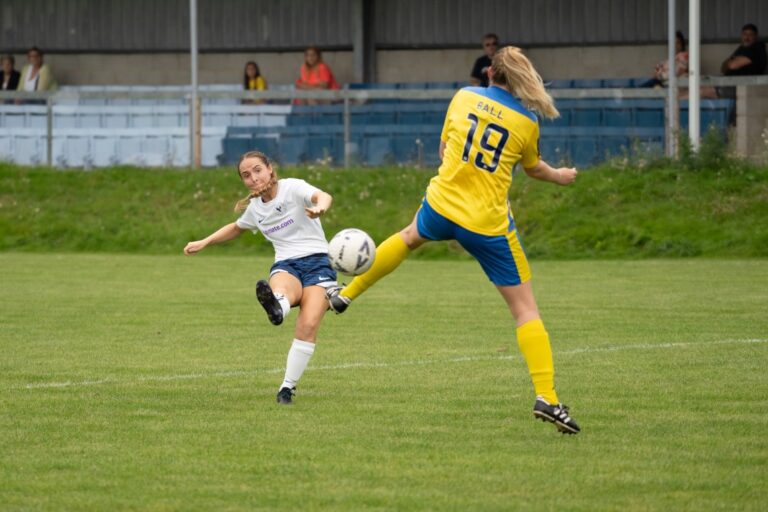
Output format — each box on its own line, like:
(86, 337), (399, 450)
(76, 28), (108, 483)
(15, 337), (768, 391)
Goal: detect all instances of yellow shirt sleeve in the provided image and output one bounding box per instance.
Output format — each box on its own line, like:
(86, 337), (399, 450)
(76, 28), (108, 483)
(520, 122), (540, 169)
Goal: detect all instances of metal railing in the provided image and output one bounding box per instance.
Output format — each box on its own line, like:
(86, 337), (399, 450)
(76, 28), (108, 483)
(1, 75), (766, 168)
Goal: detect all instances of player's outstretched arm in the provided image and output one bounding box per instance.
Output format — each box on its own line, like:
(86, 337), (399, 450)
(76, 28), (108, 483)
(305, 190), (333, 218)
(183, 222), (244, 255)
(523, 159), (577, 186)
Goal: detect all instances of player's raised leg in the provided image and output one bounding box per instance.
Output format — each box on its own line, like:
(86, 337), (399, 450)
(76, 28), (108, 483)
(328, 214), (428, 313)
(277, 285), (329, 404)
(257, 271), (301, 326)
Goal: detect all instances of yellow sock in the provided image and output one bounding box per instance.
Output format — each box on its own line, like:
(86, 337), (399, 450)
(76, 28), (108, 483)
(341, 233), (410, 300)
(516, 319), (559, 404)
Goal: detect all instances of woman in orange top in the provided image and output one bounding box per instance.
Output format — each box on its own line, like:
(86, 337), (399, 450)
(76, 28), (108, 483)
(295, 47), (340, 105)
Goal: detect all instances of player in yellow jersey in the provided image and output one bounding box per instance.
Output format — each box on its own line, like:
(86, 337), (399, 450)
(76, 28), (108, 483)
(328, 47), (580, 434)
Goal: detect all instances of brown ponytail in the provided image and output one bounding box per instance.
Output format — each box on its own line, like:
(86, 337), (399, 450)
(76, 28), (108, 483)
(490, 47), (559, 120)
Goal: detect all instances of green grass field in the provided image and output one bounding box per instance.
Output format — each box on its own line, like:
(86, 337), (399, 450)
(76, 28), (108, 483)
(2, 253), (766, 510)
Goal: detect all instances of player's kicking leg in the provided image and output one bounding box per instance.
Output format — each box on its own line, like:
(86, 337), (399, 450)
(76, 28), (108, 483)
(326, 214), (427, 314)
(256, 272), (299, 326)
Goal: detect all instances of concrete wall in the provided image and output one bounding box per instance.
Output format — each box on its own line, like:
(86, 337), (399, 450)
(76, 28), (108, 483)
(9, 44), (741, 87)
(735, 85), (768, 161)
(378, 44), (737, 82)
(7, 51), (354, 87)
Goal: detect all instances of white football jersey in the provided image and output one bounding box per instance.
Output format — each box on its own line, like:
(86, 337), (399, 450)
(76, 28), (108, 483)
(236, 178), (329, 262)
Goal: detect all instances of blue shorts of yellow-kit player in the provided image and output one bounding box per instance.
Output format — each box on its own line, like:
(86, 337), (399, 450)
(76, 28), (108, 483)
(415, 198), (531, 286)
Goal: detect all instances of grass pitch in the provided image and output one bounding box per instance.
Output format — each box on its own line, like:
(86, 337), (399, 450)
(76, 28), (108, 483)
(1, 253), (767, 510)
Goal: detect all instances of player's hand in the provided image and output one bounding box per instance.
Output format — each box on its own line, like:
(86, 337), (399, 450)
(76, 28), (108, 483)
(183, 240), (207, 255)
(555, 167), (578, 186)
(305, 206), (325, 218)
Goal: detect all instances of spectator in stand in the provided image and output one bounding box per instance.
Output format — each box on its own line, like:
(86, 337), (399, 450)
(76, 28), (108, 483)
(17, 47), (57, 93)
(1, 55), (20, 92)
(697, 24), (767, 99)
(295, 47), (340, 105)
(721, 24), (767, 76)
(243, 60), (267, 104)
(641, 31), (689, 88)
(470, 33), (499, 87)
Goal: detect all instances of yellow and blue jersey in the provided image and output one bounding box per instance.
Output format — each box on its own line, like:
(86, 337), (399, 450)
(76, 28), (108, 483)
(426, 86), (540, 236)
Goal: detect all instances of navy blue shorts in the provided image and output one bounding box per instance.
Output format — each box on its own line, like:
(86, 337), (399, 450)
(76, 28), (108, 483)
(416, 199), (532, 286)
(270, 253), (338, 288)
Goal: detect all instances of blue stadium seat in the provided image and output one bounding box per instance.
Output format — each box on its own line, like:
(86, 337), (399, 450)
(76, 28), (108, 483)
(539, 137), (569, 164)
(421, 140), (442, 166)
(0, 134), (13, 161)
(130, 114), (154, 128)
(54, 114), (77, 129)
(572, 79), (603, 88)
(249, 137), (279, 158)
(103, 114), (129, 129)
(26, 114), (46, 129)
(635, 108), (664, 127)
(61, 137), (91, 167)
(79, 114), (101, 128)
(305, 135), (341, 163)
(155, 114), (181, 128)
(426, 81), (456, 89)
(279, 135), (308, 165)
(572, 108), (601, 126)
(91, 136), (117, 166)
(397, 82), (427, 90)
(14, 137), (43, 165)
(392, 135), (418, 163)
(204, 113), (232, 127)
(424, 110), (446, 125)
(602, 137), (630, 159)
(366, 111), (397, 125)
(571, 138), (599, 167)
(230, 114), (262, 127)
(286, 114), (314, 126)
(399, 111), (424, 124)
(542, 109), (571, 127)
(219, 138), (252, 165)
(603, 108), (632, 127)
(3, 113), (26, 129)
(363, 136), (393, 166)
(547, 79), (573, 89)
(168, 136), (189, 167)
(601, 78), (634, 88)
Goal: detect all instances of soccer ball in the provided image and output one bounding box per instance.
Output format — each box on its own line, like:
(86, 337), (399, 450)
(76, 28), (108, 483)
(328, 228), (376, 276)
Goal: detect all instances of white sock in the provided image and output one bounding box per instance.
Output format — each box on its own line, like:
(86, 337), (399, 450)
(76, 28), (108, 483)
(280, 339), (315, 390)
(275, 294), (291, 318)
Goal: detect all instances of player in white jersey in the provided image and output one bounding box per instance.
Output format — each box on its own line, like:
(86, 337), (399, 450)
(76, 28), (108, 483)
(184, 151), (336, 405)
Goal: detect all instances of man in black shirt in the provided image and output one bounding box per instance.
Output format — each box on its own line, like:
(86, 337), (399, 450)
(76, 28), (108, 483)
(721, 24), (767, 76)
(470, 33), (499, 87)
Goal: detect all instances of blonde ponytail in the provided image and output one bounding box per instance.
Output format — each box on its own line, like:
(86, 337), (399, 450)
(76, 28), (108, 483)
(490, 47), (559, 120)
(234, 193), (256, 212)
